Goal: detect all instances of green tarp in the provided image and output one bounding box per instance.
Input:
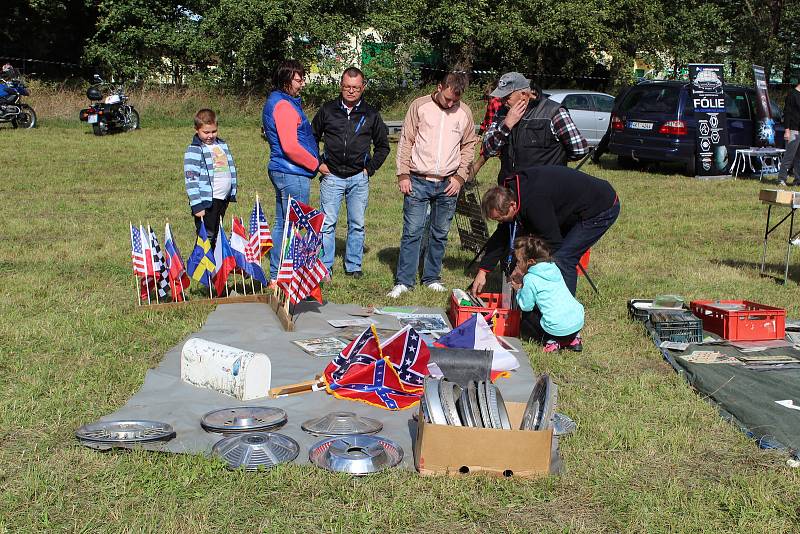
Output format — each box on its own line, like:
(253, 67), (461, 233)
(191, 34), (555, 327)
(657, 335), (800, 454)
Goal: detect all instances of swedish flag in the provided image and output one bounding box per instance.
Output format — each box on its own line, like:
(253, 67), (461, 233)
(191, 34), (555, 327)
(187, 221), (216, 287)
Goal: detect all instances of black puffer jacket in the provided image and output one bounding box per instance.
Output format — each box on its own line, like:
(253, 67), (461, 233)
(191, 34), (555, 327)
(311, 98), (390, 177)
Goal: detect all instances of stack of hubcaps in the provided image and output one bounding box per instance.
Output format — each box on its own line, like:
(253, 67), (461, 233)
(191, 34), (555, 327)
(201, 407), (287, 434)
(422, 377), (511, 430)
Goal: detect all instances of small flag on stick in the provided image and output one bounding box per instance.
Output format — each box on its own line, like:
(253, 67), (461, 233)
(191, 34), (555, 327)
(187, 221), (216, 289)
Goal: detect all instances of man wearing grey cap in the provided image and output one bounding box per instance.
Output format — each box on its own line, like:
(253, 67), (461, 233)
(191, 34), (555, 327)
(482, 72), (588, 180)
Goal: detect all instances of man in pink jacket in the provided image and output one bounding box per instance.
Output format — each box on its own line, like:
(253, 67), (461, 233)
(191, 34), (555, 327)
(388, 72), (477, 298)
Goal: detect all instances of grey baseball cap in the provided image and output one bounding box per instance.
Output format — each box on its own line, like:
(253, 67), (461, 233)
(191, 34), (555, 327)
(490, 72), (531, 98)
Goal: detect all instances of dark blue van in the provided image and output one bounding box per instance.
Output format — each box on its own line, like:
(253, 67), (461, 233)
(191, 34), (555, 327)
(608, 80), (784, 175)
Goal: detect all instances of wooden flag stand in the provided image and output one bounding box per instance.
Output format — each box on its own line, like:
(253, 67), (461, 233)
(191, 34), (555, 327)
(142, 293), (268, 310)
(269, 285), (295, 332)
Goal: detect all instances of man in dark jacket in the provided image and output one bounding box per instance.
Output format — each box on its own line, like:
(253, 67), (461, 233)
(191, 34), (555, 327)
(778, 78), (800, 186)
(470, 165), (620, 296)
(482, 72), (589, 181)
(312, 67), (390, 278)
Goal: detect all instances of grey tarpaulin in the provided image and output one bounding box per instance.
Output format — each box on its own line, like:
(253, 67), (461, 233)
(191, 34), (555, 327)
(91, 301), (554, 470)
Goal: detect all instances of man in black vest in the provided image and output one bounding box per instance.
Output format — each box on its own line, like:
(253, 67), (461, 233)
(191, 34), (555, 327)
(482, 72), (589, 181)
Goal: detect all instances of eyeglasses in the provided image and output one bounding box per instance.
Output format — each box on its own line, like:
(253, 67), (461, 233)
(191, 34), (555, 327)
(342, 85), (364, 93)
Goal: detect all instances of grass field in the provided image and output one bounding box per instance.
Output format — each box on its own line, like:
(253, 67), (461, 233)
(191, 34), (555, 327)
(2, 116), (800, 533)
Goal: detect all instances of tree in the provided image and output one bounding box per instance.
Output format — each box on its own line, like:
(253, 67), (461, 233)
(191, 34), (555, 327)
(84, 0), (202, 82)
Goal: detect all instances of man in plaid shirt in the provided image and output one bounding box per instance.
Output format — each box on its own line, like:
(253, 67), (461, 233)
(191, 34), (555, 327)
(482, 72), (588, 181)
(469, 94), (504, 180)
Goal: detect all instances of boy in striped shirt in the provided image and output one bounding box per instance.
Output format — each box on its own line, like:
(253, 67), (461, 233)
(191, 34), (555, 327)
(183, 108), (238, 248)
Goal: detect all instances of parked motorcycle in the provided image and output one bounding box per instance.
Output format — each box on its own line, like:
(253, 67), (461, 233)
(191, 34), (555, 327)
(79, 75), (139, 136)
(0, 67), (36, 129)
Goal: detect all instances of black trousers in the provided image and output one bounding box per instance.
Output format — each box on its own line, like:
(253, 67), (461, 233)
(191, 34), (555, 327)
(193, 198), (229, 249)
(520, 307), (580, 344)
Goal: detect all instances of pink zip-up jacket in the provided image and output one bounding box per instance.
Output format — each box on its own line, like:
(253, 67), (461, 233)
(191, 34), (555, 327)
(396, 93), (477, 185)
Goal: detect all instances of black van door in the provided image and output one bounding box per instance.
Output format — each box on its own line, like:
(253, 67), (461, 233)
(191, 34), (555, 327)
(725, 89), (753, 153)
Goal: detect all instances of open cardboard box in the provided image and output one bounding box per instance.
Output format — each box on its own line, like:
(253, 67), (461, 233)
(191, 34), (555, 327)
(414, 401), (553, 478)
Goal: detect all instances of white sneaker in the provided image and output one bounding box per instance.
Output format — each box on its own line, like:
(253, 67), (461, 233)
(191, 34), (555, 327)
(387, 284), (409, 298)
(426, 282), (447, 292)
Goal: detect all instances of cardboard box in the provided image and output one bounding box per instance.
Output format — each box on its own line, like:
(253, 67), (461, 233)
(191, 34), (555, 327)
(759, 189), (799, 206)
(414, 401), (552, 477)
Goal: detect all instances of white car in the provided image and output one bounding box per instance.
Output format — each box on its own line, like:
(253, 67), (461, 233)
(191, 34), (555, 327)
(543, 89), (614, 146)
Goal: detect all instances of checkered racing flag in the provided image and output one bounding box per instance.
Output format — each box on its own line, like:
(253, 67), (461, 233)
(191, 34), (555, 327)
(148, 226), (171, 299)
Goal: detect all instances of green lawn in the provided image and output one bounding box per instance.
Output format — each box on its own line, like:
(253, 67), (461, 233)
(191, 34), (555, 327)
(2, 120), (800, 533)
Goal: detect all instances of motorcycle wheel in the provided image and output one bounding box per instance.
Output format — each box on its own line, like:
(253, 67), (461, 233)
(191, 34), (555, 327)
(125, 108), (140, 131)
(93, 121), (109, 136)
(12, 105), (37, 129)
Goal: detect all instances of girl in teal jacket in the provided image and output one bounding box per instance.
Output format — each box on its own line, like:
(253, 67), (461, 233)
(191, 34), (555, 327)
(511, 236), (584, 352)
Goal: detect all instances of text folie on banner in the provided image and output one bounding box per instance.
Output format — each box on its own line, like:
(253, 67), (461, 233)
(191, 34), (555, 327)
(689, 63), (729, 175)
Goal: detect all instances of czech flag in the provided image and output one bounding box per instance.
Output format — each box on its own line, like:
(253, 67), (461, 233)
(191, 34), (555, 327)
(435, 313), (520, 373)
(212, 220), (237, 296)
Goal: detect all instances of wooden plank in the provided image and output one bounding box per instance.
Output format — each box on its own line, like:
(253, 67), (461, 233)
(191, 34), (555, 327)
(141, 294), (268, 310)
(276, 302), (295, 331)
(759, 188), (796, 206)
(268, 377), (323, 398)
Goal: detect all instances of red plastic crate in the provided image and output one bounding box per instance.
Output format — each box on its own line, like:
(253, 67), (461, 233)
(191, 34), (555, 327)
(689, 300), (786, 341)
(448, 292), (521, 337)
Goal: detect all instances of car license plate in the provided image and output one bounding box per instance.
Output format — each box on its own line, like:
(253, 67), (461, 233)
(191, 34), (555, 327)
(88, 114), (98, 124)
(628, 121), (653, 130)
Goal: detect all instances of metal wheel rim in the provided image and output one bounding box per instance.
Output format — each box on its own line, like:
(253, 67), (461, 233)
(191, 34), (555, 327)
(537, 376), (556, 431)
(457, 389), (476, 427)
(301, 411), (383, 436)
(212, 432), (299, 470)
(439, 380), (462, 426)
(423, 377), (448, 425)
(76, 420), (175, 443)
(467, 381), (484, 428)
(201, 406), (287, 434)
(495, 388), (511, 430)
(521, 375), (545, 430)
(126, 108), (139, 130)
(484, 382), (502, 429)
(476, 380), (492, 429)
(309, 435), (403, 475)
(17, 106), (35, 129)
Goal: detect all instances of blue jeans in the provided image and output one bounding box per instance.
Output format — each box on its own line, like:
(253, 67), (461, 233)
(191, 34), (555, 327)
(395, 176), (458, 287)
(319, 171), (369, 272)
(268, 170), (311, 280)
(553, 199), (620, 295)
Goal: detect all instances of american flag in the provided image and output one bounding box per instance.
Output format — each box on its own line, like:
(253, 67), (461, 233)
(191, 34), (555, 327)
(236, 216), (260, 264)
(130, 224), (147, 276)
(148, 227), (171, 299)
(322, 326), (430, 410)
(276, 229), (328, 304)
(248, 199), (272, 259)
